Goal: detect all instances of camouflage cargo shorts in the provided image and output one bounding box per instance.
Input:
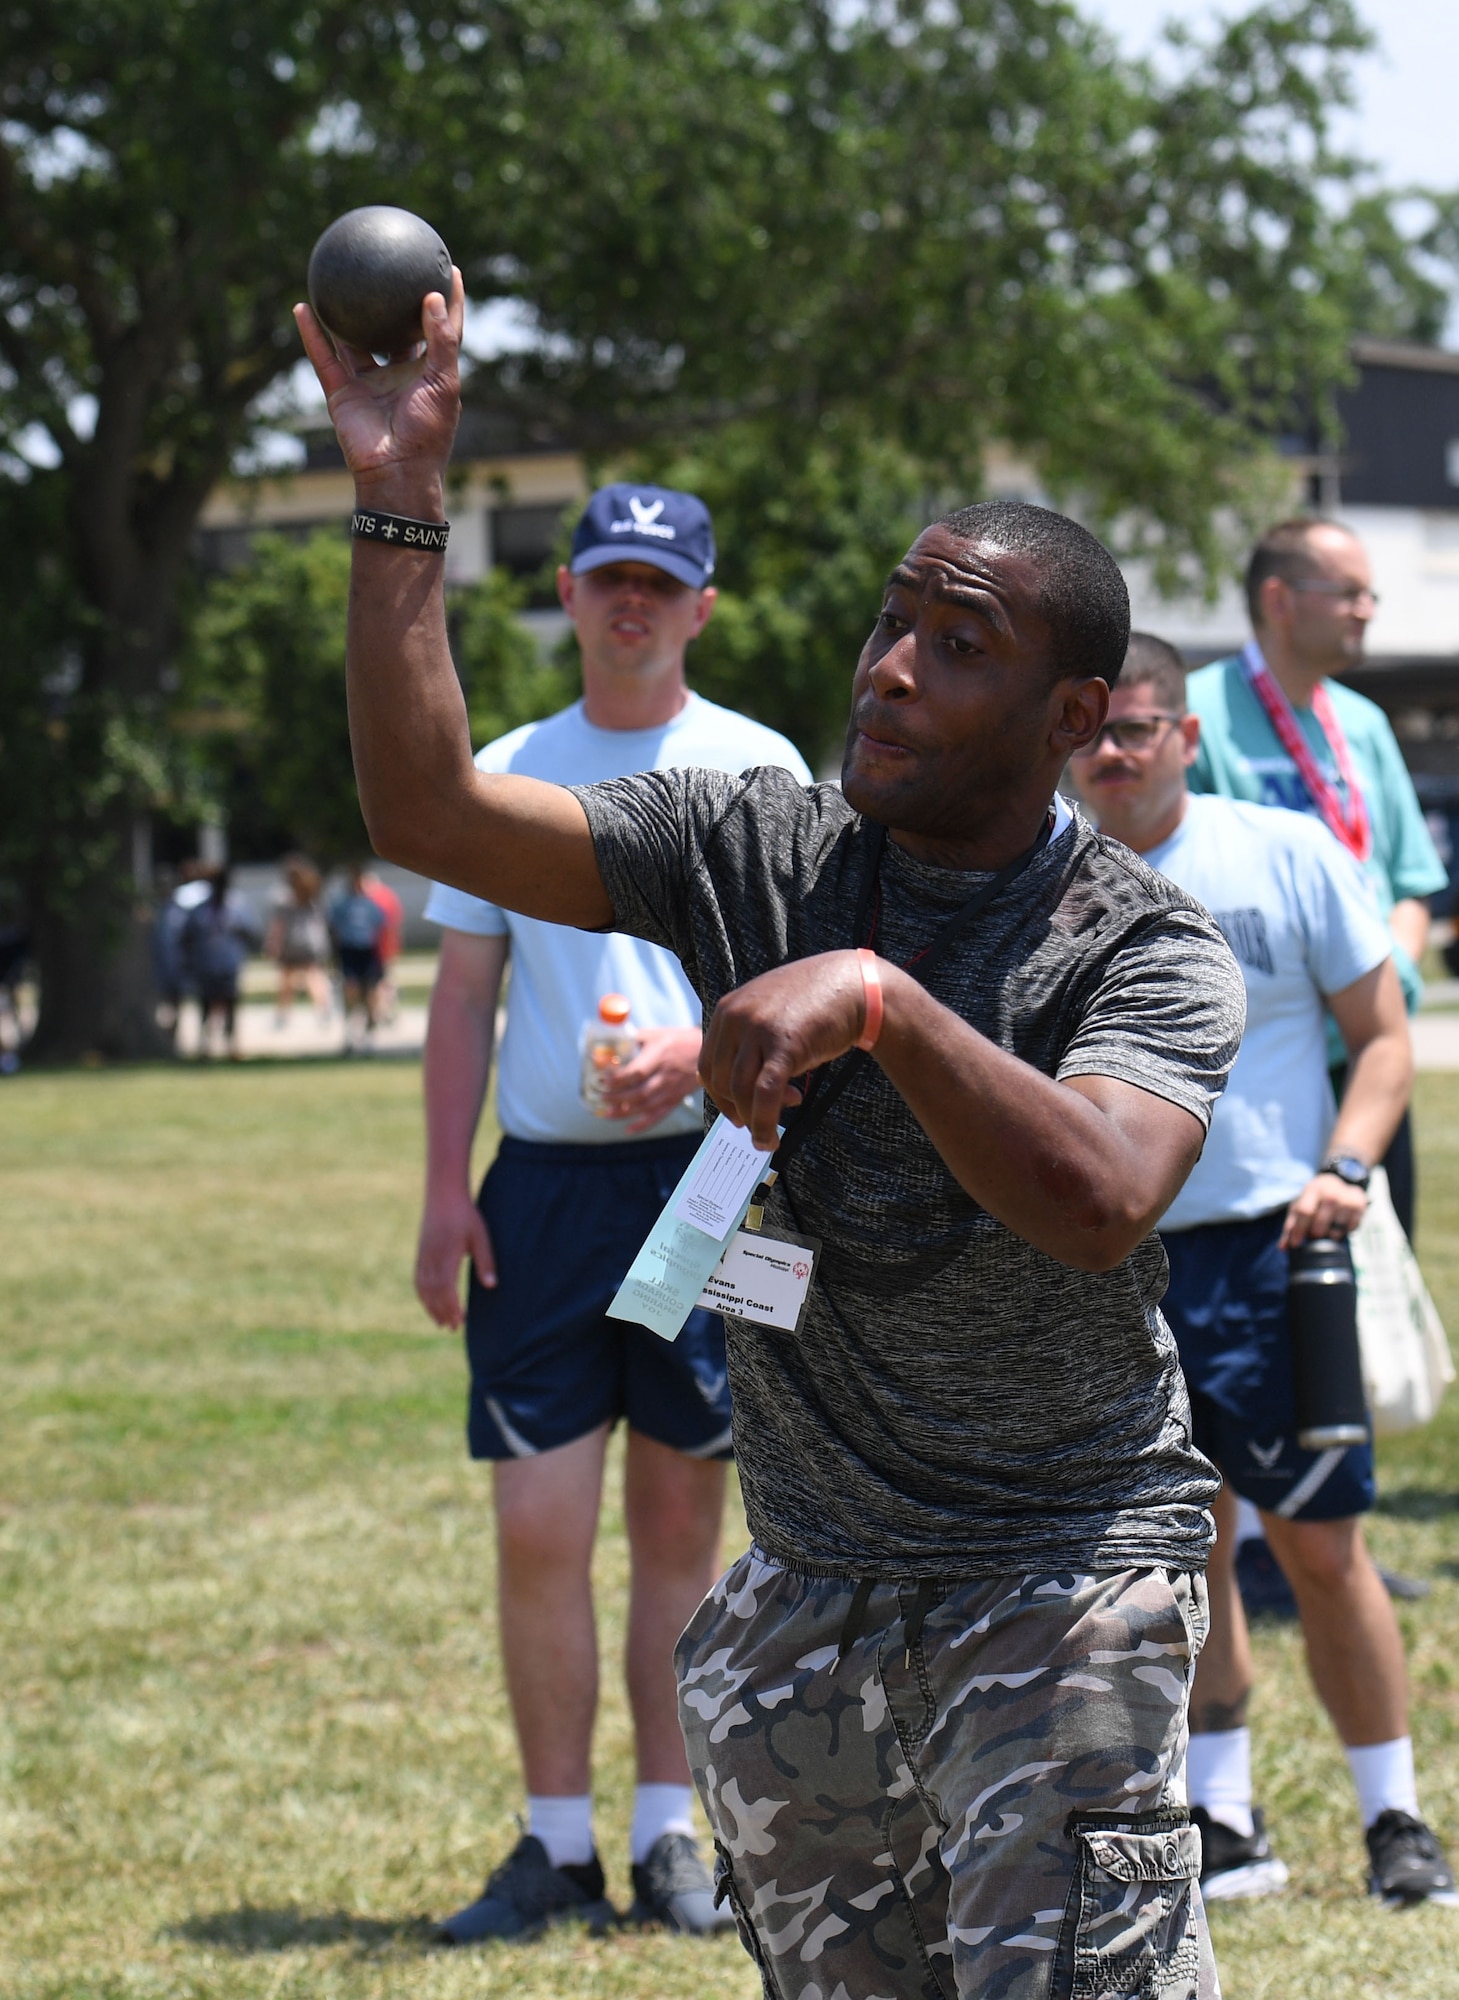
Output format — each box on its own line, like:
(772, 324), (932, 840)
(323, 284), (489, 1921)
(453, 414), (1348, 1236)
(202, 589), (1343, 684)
(676, 1553), (1218, 2000)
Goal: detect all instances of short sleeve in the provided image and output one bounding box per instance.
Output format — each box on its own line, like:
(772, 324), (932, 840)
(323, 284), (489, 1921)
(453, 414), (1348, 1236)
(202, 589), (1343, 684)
(423, 879), (509, 937)
(1291, 824), (1394, 997)
(1056, 912), (1247, 1129)
(572, 766), (746, 958)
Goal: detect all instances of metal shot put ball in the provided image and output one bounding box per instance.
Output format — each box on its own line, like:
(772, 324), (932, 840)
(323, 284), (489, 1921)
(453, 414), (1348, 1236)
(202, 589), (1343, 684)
(307, 206), (452, 356)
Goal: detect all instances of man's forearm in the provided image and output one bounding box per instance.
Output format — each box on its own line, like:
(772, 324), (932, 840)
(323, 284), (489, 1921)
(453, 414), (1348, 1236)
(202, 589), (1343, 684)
(422, 985), (495, 1197)
(873, 967), (1202, 1271)
(346, 467), (481, 875)
(1329, 1027), (1412, 1167)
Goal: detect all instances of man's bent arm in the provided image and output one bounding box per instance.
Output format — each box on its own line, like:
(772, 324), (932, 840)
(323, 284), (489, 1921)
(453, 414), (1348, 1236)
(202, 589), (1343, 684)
(422, 931), (508, 1201)
(294, 283), (611, 928)
(700, 952), (1207, 1273)
(417, 930), (509, 1328)
(1326, 958), (1413, 1167)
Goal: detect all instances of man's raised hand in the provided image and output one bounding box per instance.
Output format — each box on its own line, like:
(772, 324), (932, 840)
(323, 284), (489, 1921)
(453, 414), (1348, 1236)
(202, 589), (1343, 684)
(293, 268), (465, 495)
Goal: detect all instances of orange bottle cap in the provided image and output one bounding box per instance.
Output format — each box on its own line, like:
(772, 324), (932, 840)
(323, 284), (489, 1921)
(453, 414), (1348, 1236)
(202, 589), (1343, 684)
(598, 993), (631, 1025)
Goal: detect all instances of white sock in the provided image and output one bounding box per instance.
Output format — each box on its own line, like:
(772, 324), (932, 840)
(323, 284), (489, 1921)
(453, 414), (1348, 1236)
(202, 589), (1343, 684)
(631, 1783), (696, 1865)
(1345, 1738), (1420, 1829)
(1187, 1728), (1255, 1839)
(527, 1794), (595, 1869)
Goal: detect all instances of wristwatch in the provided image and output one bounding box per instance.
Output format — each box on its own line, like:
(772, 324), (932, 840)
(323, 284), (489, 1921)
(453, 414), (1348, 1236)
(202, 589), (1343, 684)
(1319, 1153), (1371, 1192)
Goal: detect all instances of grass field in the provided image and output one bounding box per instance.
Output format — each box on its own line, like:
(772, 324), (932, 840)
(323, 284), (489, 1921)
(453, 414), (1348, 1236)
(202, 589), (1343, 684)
(2, 1060), (1458, 2000)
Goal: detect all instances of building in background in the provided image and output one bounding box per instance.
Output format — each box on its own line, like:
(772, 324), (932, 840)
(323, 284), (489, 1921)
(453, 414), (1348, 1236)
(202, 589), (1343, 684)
(198, 406), (588, 656)
(1120, 342), (1459, 907)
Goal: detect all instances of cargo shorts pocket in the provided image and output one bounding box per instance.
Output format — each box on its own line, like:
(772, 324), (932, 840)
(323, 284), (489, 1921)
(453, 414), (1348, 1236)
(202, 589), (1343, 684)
(1055, 1811), (1202, 2000)
(713, 1840), (784, 2000)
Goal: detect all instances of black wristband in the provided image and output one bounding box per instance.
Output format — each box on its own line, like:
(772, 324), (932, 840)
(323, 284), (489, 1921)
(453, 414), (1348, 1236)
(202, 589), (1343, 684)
(351, 508), (449, 553)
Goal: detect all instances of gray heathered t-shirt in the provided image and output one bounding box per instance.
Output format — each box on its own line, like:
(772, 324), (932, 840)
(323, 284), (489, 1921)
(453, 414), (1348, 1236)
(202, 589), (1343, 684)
(572, 765), (1246, 1579)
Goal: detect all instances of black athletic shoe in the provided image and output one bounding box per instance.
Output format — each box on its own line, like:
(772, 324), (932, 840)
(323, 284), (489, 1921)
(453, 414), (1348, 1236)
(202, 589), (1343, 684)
(434, 1834), (618, 1944)
(1192, 1805), (1290, 1901)
(1366, 1809), (1459, 1907)
(626, 1830), (735, 1935)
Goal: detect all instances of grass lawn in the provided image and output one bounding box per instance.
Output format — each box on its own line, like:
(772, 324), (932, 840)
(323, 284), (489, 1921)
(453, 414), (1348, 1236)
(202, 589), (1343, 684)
(2, 1060), (1458, 1999)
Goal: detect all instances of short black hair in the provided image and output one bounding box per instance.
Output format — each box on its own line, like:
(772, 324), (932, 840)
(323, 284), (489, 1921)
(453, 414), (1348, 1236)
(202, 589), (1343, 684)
(1245, 517), (1354, 625)
(1120, 632), (1187, 713)
(937, 500), (1131, 686)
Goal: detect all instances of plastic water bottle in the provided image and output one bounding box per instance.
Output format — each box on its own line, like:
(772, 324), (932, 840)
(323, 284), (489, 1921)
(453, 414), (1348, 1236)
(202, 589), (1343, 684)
(580, 993), (638, 1115)
(1287, 1237), (1370, 1450)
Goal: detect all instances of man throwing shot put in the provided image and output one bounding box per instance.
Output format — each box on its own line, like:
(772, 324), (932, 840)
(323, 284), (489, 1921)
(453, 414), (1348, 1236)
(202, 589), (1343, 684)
(1070, 633), (1455, 1909)
(416, 480), (808, 1941)
(298, 275), (1245, 1998)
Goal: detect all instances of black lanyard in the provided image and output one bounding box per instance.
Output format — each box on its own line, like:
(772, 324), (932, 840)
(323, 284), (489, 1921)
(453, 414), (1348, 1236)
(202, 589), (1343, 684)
(767, 809), (1055, 1174)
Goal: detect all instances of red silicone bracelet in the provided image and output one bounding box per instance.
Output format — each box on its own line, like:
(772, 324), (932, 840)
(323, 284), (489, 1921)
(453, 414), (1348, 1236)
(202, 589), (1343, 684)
(855, 947), (884, 1052)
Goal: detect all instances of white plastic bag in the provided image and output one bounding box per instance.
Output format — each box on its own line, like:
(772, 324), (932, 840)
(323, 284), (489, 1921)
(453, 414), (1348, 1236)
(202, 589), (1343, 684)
(1349, 1165), (1454, 1434)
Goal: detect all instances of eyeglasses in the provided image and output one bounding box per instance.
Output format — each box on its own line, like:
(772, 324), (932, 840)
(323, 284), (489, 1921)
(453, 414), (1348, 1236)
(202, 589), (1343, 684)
(1069, 714), (1183, 758)
(1287, 580), (1380, 609)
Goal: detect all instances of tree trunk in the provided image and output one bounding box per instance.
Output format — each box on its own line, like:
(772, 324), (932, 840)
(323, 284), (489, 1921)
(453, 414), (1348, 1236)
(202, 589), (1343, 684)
(27, 808), (172, 1063)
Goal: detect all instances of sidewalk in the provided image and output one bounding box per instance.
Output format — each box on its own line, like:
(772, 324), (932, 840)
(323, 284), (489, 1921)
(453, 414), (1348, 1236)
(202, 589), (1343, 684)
(1412, 1012), (1459, 1072)
(175, 996), (428, 1061)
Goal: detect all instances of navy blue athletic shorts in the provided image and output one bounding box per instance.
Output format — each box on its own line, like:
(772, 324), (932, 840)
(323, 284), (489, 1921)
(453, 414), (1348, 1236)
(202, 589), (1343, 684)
(465, 1131), (734, 1462)
(1161, 1209), (1374, 1521)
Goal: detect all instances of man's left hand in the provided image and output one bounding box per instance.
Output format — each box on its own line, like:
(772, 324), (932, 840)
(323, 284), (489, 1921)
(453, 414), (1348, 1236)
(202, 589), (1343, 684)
(1280, 1171), (1368, 1249)
(598, 1025), (704, 1134)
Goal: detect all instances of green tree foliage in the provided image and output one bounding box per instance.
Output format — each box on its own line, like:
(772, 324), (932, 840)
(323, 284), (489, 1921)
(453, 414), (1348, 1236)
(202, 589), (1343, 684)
(183, 534), (552, 861)
(183, 533), (364, 864)
(637, 420), (928, 766)
(452, 566), (576, 749)
(0, 0), (1450, 1052)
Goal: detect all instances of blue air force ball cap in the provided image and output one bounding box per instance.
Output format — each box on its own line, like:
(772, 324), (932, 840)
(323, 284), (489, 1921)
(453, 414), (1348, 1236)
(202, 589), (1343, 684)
(569, 482), (716, 590)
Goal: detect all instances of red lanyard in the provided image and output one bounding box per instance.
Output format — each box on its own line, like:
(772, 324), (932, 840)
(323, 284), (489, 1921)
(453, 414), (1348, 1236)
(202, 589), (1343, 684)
(1242, 642), (1372, 862)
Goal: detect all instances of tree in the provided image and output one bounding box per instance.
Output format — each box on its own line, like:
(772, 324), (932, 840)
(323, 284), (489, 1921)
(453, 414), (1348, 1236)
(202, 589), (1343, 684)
(635, 419), (929, 765)
(182, 532), (559, 859)
(1, 0), (1447, 1055)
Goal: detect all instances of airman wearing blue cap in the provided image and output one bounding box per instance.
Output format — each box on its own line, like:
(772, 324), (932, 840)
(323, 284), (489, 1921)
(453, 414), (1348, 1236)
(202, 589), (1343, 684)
(414, 480), (810, 1944)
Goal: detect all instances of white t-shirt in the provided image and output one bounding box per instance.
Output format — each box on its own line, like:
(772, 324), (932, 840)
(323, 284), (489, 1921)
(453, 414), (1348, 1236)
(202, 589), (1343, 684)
(1146, 793), (1392, 1231)
(424, 692), (813, 1143)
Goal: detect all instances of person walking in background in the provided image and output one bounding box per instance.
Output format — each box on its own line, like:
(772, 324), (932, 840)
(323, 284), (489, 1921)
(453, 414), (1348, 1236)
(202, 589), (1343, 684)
(361, 868), (404, 1023)
(416, 483), (811, 1944)
(1071, 633), (1454, 1910)
(265, 856), (333, 1027)
(154, 858), (213, 1046)
(1186, 518), (1447, 1240)
(328, 862), (387, 1052)
(179, 866), (260, 1062)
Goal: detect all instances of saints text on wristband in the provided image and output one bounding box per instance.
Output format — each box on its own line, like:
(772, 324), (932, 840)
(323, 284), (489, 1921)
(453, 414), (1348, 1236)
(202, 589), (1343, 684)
(351, 508), (450, 552)
(855, 947), (884, 1052)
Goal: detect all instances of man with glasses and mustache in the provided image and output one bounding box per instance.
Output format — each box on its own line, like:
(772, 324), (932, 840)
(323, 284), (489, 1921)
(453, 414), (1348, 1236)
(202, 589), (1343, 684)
(1186, 519), (1446, 1240)
(1070, 632), (1454, 1912)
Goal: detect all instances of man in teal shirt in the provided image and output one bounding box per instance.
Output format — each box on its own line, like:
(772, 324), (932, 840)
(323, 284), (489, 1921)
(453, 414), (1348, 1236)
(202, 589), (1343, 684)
(1188, 516), (1445, 1236)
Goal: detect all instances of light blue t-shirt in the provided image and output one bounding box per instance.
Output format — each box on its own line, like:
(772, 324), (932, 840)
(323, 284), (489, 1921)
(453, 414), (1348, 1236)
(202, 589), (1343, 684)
(1146, 794), (1392, 1232)
(424, 692), (813, 1143)
(1186, 647), (1445, 1018)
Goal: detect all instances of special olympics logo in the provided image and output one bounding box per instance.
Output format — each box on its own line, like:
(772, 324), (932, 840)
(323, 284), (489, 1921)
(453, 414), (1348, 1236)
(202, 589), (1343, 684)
(793, 1260), (811, 1280)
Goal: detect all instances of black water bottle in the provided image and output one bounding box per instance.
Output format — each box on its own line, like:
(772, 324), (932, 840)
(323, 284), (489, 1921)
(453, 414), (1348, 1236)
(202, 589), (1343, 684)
(1287, 1237), (1369, 1450)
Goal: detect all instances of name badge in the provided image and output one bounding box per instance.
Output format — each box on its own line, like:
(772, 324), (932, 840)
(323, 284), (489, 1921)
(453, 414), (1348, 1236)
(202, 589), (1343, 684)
(606, 1114), (771, 1341)
(696, 1221), (819, 1334)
